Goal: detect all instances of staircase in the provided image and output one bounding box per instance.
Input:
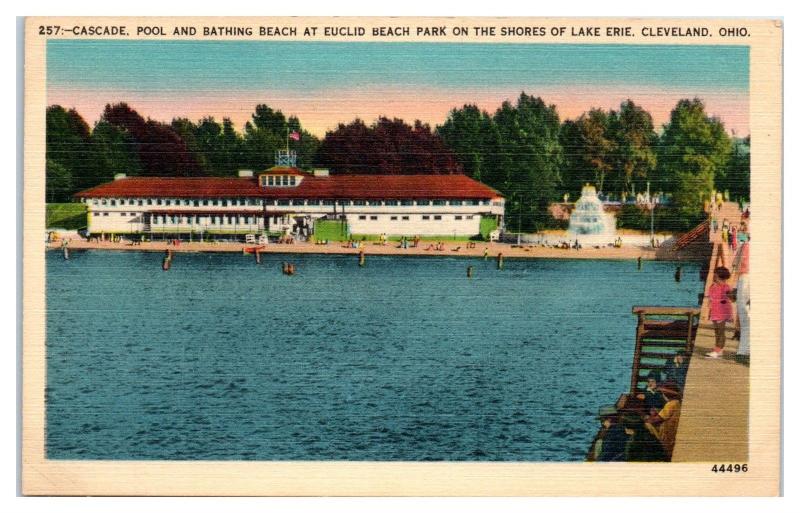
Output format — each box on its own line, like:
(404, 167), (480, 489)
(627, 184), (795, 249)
(629, 306), (700, 394)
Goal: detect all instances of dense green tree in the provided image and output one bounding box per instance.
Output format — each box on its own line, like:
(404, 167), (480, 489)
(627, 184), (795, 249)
(88, 120), (144, 182)
(607, 100), (657, 197)
(492, 93), (563, 231)
(243, 105), (319, 170)
(45, 159), (72, 203)
(315, 117), (461, 174)
(101, 103), (202, 177)
(436, 104), (499, 182)
(719, 136), (750, 202)
(574, 108), (614, 194)
(558, 119), (592, 200)
(656, 98), (732, 217)
(46, 105), (94, 198)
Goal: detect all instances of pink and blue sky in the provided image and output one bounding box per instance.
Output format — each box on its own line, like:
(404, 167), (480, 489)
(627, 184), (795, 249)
(47, 41), (749, 137)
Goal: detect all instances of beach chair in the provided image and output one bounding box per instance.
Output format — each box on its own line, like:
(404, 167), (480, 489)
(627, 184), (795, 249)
(245, 234), (256, 244)
(258, 234), (269, 245)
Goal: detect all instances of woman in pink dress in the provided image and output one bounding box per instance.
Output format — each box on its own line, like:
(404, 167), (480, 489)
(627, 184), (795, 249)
(706, 266), (734, 359)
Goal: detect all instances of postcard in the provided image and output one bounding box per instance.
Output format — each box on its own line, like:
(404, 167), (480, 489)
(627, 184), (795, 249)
(22, 16), (782, 496)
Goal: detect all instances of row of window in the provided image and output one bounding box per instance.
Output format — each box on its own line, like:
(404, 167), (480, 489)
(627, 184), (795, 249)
(89, 198), (493, 207)
(93, 212), (260, 225)
(152, 215), (258, 225)
(356, 215), (475, 221)
(260, 175), (298, 187)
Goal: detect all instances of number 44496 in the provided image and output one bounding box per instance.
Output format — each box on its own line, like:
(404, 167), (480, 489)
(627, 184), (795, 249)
(711, 463), (748, 473)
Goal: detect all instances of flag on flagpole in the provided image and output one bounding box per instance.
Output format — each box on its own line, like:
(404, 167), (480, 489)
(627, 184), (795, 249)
(289, 131), (301, 141)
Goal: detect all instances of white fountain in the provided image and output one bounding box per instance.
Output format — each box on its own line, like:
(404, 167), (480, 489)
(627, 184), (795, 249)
(567, 184), (617, 244)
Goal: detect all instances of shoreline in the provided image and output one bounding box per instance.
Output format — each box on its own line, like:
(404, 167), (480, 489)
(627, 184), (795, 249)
(50, 239), (659, 260)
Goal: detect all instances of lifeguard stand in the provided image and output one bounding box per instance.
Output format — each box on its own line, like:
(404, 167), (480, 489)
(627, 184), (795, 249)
(275, 149), (297, 167)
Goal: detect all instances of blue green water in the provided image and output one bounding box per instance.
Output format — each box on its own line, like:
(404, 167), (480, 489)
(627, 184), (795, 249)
(46, 251), (700, 461)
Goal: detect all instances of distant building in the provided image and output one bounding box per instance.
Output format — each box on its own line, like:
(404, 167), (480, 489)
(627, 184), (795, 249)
(75, 152), (505, 240)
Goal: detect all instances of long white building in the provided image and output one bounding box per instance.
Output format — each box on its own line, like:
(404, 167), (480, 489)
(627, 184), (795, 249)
(75, 163), (506, 240)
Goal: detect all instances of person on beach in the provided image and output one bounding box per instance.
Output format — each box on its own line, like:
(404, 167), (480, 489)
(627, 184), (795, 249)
(706, 266), (734, 359)
(730, 226), (738, 252)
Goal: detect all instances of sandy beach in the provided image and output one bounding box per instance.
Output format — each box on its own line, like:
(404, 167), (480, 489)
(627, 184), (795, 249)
(49, 238), (658, 260)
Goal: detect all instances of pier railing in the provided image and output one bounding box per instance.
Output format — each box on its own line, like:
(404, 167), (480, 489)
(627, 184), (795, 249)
(671, 220), (709, 252)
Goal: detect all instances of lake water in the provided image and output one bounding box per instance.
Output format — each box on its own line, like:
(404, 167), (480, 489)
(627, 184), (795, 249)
(46, 250), (700, 461)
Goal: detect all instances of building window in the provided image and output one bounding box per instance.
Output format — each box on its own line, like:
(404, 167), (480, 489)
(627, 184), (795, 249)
(450, 200), (463, 206)
(401, 200), (413, 206)
(432, 200), (445, 206)
(370, 215), (378, 220)
(120, 212), (127, 217)
(290, 176), (296, 186)
(153, 216), (159, 224)
(281, 176), (288, 186)
(102, 212), (109, 216)
(434, 215), (442, 220)
(323, 200), (335, 206)
(93, 212), (99, 216)
(307, 199), (320, 206)
(390, 216), (398, 221)
(358, 215), (367, 220)
(402, 215), (409, 220)
(467, 215), (474, 220)
(422, 215), (430, 220)
(155, 199), (162, 205)
(278, 199), (290, 206)
(92, 199), (98, 205)
(172, 216), (178, 224)
(353, 200), (366, 206)
(338, 200), (351, 206)
(455, 215), (463, 220)
(101, 199), (107, 205)
(110, 199), (117, 206)
(385, 200), (399, 206)
(367, 200), (382, 206)
(292, 199), (305, 206)
(416, 200), (430, 206)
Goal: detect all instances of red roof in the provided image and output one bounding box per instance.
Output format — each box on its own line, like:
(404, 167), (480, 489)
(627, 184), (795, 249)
(75, 174), (503, 200)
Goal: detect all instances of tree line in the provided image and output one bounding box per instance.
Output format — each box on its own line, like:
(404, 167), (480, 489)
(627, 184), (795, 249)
(46, 94), (749, 232)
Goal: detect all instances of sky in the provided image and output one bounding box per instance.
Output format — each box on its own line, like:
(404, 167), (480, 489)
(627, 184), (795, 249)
(47, 41), (750, 137)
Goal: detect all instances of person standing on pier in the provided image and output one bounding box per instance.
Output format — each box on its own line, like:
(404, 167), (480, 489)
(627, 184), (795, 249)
(706, 266), (734, 359)
(734, 238), (750, 357)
